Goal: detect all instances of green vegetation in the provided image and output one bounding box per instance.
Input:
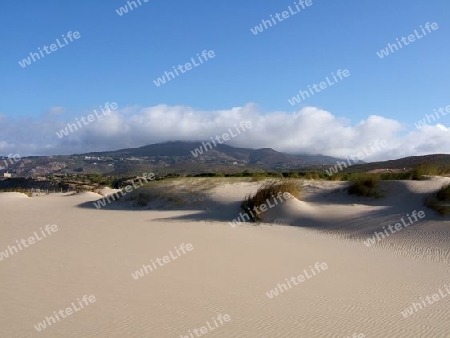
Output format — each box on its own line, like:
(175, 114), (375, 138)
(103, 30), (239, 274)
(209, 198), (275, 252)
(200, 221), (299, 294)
(424, 184), (450, 215)
(193, 172), (225, 177)
(2, 161), (450, 194)
(347, 174), (383, 198)
(124, 178), (216, 208)
(240, 180), (301, 222)
(410, 164), (450, 180)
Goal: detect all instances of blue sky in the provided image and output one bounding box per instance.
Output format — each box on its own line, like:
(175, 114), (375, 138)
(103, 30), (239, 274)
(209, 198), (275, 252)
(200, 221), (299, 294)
(0, 0), (449, 157)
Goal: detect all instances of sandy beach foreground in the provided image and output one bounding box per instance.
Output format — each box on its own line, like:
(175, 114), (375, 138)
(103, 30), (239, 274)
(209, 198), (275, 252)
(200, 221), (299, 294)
(1, 178), (449, 337)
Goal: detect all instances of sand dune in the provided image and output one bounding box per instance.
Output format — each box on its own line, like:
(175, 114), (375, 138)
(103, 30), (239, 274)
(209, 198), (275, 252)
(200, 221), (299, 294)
(0, 178), (449, 337)
(0, 192), (30, 200)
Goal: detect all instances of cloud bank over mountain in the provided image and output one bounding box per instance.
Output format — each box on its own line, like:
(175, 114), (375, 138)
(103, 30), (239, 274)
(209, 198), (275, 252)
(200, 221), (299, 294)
(1, 103), (449, 160)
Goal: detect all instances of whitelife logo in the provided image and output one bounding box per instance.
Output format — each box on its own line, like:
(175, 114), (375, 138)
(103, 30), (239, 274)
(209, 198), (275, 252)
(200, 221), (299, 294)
(190, 121), (252, 158)
(250, 0), (313, 35)
(363, 210), (425, 247)
(0, 224), (58, 262)
(18, 31), (81, 68)
(229, 192), (292, 228)
(401, 282), (450, 318)
(115, 0), (149, 16)
(180, 314), (231, 338)
(414, 104), (450, 129)
(376, 22), (439, 59)
(55, 102), (118, 139)
(325, 140), (388, 176)
(266, 262), (328, 299)
(288, 69), (350, 106)
(0, 154), (21, 170)
(34, 295), (96, 332)
(131, 243), (193, 280)
(153, 50), (216, 87)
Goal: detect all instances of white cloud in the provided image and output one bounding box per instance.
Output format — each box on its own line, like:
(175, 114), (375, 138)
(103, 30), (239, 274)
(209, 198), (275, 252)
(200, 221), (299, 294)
(0, 104), (449, 161)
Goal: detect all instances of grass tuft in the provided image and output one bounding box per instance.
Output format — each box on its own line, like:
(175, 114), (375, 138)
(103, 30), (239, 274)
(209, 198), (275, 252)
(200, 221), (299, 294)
(424, 184), (450, 216)
(240, 180), (300, 222)
(348, 174), (382, 198)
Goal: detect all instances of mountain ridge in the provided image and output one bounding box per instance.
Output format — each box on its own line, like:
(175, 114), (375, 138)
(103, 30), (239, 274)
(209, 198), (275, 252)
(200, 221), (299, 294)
(1, 141), (344, 177)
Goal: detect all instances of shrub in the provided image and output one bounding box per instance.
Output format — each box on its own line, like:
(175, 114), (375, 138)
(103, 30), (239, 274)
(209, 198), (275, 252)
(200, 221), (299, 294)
(326, 172), (345, 181)
(93, 189), (105, 197)
(240, 180), (300, 222)
(194, 173), (224, 177)
(348, 174), (382, 198)
(379, 172), (414, 181)
(134, 192), (150, 207)
(436, 184), (450, 200)
(411, 163), (450, 180)
(424, 184), (450, 215)
(304, 171), (321, 180)
(284, 172), (300, 178)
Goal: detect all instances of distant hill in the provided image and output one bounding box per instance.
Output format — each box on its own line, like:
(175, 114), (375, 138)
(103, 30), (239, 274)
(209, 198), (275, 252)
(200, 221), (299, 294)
(2, 142), (450, 177)
(341, 154), (450, 173)
(87, 141), (341, 167)
(1, 141), (343, 177)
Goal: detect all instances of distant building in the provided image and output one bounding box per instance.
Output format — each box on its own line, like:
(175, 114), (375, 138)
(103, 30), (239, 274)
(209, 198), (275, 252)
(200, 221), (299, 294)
(3, 172), (12, 178)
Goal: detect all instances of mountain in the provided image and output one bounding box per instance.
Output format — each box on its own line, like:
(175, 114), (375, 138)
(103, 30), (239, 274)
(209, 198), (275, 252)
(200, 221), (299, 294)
(1, 141), (343, 177)
(2, 142), (450, 178)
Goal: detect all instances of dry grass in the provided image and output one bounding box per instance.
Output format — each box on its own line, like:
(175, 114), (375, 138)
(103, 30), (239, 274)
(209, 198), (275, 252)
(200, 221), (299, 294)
(348, 174), (382, 198)
(424, 184), (450, 216)
(123, 177), (221, 208)
(241, 180), (301, 222)
(93, 189), (106, 197)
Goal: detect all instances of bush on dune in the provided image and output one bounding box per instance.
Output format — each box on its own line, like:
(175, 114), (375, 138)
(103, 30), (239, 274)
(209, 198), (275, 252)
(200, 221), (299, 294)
(425, 184), (450, 216)
(348, 174), (382, 198)
(240, 180), (300, 222)
(411, 163), (450, 180)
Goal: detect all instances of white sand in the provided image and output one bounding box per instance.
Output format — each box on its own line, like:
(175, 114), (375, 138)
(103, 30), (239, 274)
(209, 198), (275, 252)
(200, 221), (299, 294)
(0, 179), (449, 337)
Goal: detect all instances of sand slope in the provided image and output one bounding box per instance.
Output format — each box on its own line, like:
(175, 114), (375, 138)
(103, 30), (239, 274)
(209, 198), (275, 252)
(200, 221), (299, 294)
(0, 179), (449, 337)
